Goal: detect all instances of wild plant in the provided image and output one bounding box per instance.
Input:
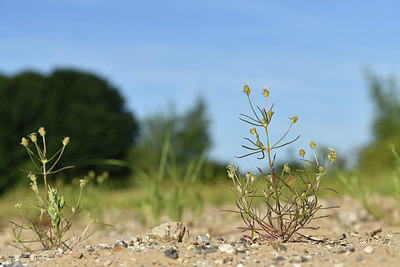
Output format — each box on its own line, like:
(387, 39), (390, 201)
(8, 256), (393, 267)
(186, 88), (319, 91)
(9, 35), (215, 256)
(11, 127), (95, 251)
(226, 84), (337, 242)
(135, 134), (205, 223)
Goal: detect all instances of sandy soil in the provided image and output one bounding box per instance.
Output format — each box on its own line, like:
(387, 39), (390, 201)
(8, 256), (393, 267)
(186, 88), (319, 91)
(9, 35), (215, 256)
(1, 195), (400, 266)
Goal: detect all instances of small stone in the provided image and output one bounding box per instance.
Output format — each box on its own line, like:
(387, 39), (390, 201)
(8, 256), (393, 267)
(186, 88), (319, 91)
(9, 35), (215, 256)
(71, 252), (83, 259)
(164, 248), (179, 259)
(276, 256), (286, 261)
(356, 254), (364, 261)
(198, 234), (212, 245)
(7, 262), (24, 267)
(115, 240), (128, 248)
(103, 259), (112, 266)
(148, 222), (187, 242)
(195, 245), (217, 255)
(364, 246), (374, 254)
(97, 244), (111, 249)
(338, 233), (346, 240)
(57, 247), (65, 255)
(113, 246), (123, 252)
(20, 253), (30, 259)
(86, 247), (95, 252)
(214, 259), (225, 264)
(271, 243), (287, 252)
(218, 244), (236, 254)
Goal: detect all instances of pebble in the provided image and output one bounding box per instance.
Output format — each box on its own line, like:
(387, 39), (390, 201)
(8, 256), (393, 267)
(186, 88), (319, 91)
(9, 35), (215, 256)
(115, 239), (128, 248)
(338, 233), (346, 240)
(214, 259), (225, 264)
(6, 262), (24, 267)
(148, 222), (187, 242)
(71, 252), (83, 259)
(164, 248), (179, 259)
(271, 243), (287, 252)
(103, 259), (112, 266)
(20, 253), (29, 259)
(218, 243), (236, 254)
(356, 254), (364, 261)
(198, 234), (212, 245)
(363, 246), (374, 254)
(195, 245), (217, 255)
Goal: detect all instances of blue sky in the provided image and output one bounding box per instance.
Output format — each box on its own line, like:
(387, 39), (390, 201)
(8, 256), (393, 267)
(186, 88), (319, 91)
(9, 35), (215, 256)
(1, 0), (400, 170)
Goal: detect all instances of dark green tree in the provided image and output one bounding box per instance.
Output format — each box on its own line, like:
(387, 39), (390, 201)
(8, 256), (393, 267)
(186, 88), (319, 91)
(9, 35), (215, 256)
(0, 69), (139, 192)
(359, 70), (400, 171)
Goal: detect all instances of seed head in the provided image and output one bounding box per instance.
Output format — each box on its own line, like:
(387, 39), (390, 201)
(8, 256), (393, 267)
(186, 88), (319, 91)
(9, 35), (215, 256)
(28, 173), (37, 182)
(62, 136), (70, 146)
(328, 147), (336, 162)
(298, 148), (305, 158)
(309, 140), (316, 149)
(20, 137), (29, 147)
(38, 127), (46, 137)
(261, 119), (268, 128)
(262, 87), (270, 98)
(246, 171), (251, 180)
(243, 83), (251, 95)
(79, 179), (87, 188)
(283, 163), (290, 173)
(30, 182), (39, 193)
(29, 133), (37, 143)
(250, 174), (256, 184)
(290, 116), (298, 124)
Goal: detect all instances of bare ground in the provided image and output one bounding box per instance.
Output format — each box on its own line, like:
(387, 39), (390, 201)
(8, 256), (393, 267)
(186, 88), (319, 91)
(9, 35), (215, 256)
(1, 195), (400, 266)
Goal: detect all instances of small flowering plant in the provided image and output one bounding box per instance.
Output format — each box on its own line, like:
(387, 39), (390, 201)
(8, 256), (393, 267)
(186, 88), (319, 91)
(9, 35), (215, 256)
(226, 84), (337, 242)
(11, 127), (94, 251)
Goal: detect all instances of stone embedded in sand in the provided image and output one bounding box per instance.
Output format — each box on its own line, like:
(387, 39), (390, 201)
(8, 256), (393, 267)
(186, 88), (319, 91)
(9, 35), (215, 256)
(218, 243), (236, 254)
(364, 246), (374, 254)
(164, 248), (179, 259)
(115, 239), (128, 248)
(148, 222), (187, 242)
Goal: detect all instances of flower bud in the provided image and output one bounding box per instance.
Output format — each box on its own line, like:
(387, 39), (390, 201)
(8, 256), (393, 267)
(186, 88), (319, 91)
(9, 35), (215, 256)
(29, 133), (37, 143)
(243, 83), (250, 95)
(28, 173), (37, 182)
(262, 87), (269, 98)
(283, 163), (290, 173)
(261, 119), (268, 127)
(38, 127), (46, 137)
(298, 148), (305, 157)
(14, 203), (22, 209)
(309, 140), (316, 149)
(20, 137), (29, 147)
(328, 147), (336, 162)
(250, 128), (256, 135)
(62, 137), (70, 146)
(290, 116), (298, 124)
(267, 110), (273, 117)
(79, 179), (87, 188)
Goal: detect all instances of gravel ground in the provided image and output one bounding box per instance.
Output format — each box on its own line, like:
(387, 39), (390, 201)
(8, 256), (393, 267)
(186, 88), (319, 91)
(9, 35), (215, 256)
(1, 195), (400, 267)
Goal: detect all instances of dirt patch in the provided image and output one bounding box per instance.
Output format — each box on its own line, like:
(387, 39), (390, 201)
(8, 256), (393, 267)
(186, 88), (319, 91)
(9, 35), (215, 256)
(1, 196), (400, 266)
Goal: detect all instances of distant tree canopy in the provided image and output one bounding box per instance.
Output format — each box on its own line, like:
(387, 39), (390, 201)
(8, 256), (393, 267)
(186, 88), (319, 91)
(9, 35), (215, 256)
(0, 69), (139, 192)
(358, 70), (400, 171)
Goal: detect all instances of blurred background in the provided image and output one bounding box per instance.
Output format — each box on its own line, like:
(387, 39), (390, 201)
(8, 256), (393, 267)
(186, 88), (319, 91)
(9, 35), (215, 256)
(1, 1), (400, 224)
